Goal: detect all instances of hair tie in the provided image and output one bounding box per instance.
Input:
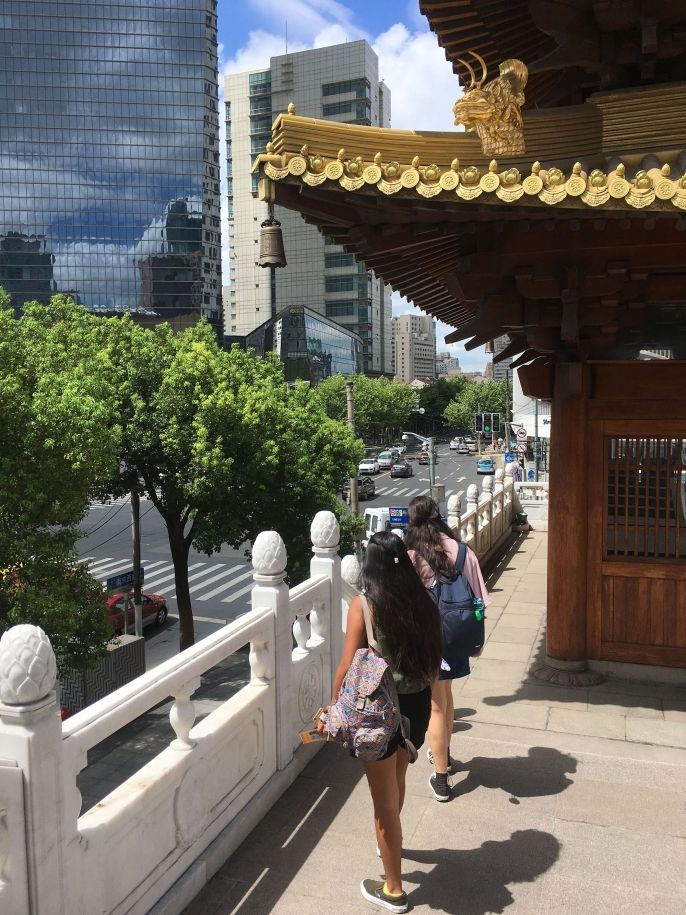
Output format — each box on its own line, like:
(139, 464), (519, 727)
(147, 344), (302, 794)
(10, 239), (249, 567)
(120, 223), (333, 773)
(394, 556), (400, 564)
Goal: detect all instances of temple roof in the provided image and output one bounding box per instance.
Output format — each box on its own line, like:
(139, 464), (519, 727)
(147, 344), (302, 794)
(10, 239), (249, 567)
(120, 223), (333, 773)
(420, 0), (686, 109)
(255, 63), (686, 363)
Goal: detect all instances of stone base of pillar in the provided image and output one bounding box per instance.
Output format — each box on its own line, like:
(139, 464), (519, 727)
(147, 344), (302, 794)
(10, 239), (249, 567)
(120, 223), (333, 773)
(531, 655), (605, 687)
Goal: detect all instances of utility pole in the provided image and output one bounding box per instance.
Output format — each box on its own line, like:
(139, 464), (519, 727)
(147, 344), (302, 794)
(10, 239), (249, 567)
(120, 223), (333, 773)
(131, 487), (142, 637)
(345, 381), (359, 518)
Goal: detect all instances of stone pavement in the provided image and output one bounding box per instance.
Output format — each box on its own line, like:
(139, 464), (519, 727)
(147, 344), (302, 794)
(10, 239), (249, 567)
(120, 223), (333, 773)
(181, 531), (686, 914)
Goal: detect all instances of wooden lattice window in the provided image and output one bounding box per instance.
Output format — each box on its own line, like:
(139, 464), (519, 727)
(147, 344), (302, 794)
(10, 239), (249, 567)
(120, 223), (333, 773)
(606, 437), (686, 560)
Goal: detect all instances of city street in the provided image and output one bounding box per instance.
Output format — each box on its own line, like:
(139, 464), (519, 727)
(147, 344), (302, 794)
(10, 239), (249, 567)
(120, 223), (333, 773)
(75, 444), (494, 666)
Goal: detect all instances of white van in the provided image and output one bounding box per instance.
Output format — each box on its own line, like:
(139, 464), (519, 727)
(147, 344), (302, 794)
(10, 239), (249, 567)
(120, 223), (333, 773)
(363, 508), (391, 543)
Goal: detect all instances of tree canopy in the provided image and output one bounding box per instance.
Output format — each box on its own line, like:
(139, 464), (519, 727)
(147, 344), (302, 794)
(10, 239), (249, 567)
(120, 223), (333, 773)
(314, 374), (417, 441)
(418, 376), (468, 430)
(442, 379), (507, 433)
(0, 293), (119, 673)
(97, 317), (362, 649)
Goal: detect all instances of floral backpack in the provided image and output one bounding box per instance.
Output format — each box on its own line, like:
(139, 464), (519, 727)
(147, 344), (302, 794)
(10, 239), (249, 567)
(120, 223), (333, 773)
(323, 594), (417, 762)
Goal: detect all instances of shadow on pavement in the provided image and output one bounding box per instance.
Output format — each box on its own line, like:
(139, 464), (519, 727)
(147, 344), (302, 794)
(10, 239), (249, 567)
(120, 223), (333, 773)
(452, 746), (577, 802)
(403, 829), (560, 914)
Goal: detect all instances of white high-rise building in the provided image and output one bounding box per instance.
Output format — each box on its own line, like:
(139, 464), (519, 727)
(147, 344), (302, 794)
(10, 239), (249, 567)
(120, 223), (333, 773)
(225, 41), (393, 375)
(392, 314), (436, 383)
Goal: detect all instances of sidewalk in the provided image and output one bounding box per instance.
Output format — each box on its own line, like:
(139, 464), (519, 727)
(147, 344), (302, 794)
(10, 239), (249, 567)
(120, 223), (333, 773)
(181, 531), (686, 915)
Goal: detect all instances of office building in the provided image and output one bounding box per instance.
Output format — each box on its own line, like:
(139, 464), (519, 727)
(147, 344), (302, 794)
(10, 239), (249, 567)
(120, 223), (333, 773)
(436, 351), (462, 377)
(225, 41), (392, 374)
(492, 335), (514, 382)
(228, 304), (362, 385)
(392, 314), (436, 383)
(0, 0), (222, 335)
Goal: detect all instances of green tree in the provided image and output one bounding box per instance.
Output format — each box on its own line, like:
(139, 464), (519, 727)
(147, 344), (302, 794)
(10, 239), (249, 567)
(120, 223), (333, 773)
(419, 376), (468, 430)
(0, 293), (119, 673)
(442, 379), (507, 433)
(99, 318), (362, 649)
(314, 374), (416, 442)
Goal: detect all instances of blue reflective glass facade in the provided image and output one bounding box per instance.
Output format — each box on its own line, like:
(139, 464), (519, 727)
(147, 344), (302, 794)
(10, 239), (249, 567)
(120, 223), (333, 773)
(241, 305), (362, 384)
(0, 0), (221, 334)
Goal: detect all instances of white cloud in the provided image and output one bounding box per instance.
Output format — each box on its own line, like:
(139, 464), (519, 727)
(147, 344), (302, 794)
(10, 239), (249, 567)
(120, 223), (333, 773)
(245, 0), (367, 45)
(373, 24), (459, 131)
(224, 3), (484, 369)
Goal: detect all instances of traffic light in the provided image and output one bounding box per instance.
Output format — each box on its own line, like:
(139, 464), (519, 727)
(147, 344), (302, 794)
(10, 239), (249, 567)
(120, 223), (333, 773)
(492, 412), (501, 433)
(474, 412), (483, 432)
(483, 412), (492, 434)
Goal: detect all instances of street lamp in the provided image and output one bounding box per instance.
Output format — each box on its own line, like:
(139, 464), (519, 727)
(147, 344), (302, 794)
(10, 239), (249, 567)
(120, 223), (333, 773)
(402, 423), (440, 501)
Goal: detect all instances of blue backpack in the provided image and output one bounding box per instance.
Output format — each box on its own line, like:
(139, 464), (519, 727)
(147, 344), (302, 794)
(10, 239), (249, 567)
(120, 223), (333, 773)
(430, 542), (485, 661)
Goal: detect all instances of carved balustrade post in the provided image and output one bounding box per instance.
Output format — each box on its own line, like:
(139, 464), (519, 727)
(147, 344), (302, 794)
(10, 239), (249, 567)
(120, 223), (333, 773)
(466, 483), (479, 552)
(341, 553), (362, 630)
(447, 492), (462, 537)
(482, 476), (494, 553)
(309, 511), (341, 654)
(251, 530), (291, 769)
(0, 625), (64, 915)
(504, 462), (515, 524)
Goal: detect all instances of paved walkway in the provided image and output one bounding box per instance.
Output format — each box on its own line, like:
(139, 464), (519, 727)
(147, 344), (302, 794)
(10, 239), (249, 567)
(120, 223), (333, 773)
(181, 531), (686, 914)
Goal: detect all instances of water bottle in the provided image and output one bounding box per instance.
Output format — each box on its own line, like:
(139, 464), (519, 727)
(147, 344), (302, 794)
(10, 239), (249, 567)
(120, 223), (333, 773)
(473, 598), (484, 621)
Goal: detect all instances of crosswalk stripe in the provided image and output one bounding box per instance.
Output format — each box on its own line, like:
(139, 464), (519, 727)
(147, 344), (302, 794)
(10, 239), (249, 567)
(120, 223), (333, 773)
(89, 558), (168, 578)
(197, 568), (253, 601)
(78, 556), (95, 565)
(405, 487), (422, 496)
(221, 580), (255, 604)
(185, 564), (245, 595)
(142, 563), (204, 589)
(88, 558), (137, 575)
(168, 563), (225, 597)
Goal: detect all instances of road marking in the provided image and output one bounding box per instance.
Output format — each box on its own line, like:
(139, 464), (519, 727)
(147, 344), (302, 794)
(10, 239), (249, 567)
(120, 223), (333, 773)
(197, 568), (254, 601)
(88, 558), (140, 575)
(169, 613), (225, 626)
(184, 564), (247, 595)
(457, 475), (466, 483)
(167, 563), (225, 597)
(405, 487), (422, 496)
(142, 562), (204, 589)
(221, 580), (256, 604)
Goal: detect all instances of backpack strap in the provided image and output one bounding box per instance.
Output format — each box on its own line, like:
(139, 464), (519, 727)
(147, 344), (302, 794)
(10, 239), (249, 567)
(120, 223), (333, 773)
(454, 540), (467, 576)
(358, 592), (381, 653)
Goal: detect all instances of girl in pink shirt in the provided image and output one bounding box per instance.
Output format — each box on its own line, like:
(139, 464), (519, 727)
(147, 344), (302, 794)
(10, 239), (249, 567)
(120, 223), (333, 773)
(405, 495), (490, 802)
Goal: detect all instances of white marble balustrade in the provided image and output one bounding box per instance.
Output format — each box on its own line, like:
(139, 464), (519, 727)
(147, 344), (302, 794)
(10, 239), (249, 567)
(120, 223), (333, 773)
(0, 471), (518, 915)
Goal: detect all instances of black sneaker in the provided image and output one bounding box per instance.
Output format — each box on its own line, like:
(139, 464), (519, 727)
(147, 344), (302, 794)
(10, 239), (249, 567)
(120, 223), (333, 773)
(429, 773), (452, 802)
(360, 879), (408, 913)
(427, 748), (457, 773)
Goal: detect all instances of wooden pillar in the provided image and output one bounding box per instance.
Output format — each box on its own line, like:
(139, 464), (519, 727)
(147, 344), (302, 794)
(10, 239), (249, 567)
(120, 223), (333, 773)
(546, 362), (589, 663)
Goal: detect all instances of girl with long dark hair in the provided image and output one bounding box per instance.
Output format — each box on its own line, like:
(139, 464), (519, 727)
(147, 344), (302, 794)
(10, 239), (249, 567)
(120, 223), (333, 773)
(326, 531), (441, 913)
(405, 495), (490, 803)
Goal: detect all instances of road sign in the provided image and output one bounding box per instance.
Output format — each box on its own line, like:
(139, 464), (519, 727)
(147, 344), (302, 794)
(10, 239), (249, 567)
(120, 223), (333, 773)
(516, 442), (527, 453)
(388, 506), (409, 528)
(106, 567), (145, 591)
(528, 469), (535, 481)
(516, 427), (528, 441)
(504, 451), (515, 463)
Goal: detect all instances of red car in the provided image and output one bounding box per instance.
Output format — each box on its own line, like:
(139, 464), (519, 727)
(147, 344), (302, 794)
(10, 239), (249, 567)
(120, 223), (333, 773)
(106, 591), (168, 634)
(390, 462), (413, 478)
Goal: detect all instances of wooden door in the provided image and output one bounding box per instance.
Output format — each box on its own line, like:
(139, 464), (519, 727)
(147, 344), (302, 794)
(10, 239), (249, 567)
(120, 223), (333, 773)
(587, 420), (686, 666)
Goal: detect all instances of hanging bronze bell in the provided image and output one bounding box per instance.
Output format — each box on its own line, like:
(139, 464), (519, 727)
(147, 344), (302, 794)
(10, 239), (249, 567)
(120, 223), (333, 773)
(258, 205), (287, 268)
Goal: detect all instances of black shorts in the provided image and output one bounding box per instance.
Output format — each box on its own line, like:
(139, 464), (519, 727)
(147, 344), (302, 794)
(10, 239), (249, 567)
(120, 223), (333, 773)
(379, 686), (432, 760)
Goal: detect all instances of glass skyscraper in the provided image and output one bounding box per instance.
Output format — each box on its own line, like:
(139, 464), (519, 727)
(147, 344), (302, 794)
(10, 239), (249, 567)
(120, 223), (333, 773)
(0, 0), (222, 334)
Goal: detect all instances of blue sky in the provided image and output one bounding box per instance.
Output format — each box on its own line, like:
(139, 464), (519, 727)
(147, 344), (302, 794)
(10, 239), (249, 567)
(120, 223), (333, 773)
(219, 1), (486, 372)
